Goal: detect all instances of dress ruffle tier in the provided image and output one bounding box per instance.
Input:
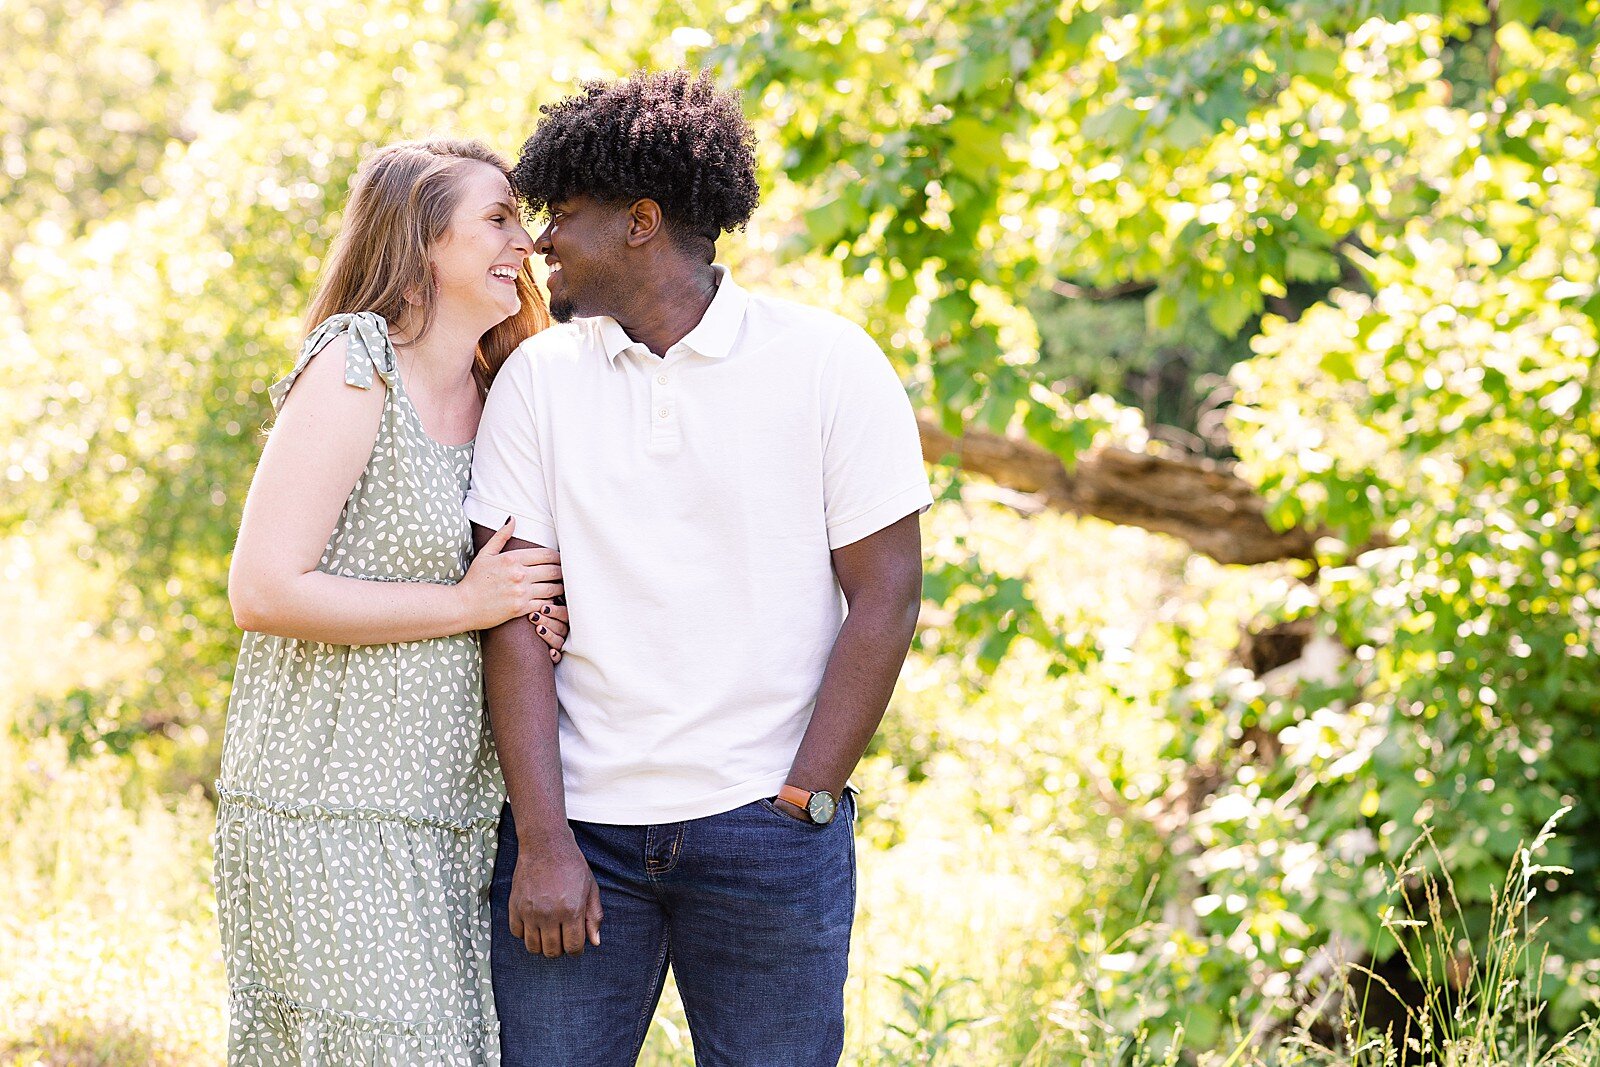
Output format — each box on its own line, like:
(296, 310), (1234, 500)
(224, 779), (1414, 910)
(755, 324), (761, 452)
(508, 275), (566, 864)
(214, 790), (500, 1066)
(227, 982), (493, 1067)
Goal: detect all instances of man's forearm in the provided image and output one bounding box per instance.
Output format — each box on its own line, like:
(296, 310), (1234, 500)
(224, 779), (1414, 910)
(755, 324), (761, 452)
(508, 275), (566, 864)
(787, 513), (924, 800)
(483, 619), (574, 848)
(474, 526), (571, 852)
(786, 588), (921, 799)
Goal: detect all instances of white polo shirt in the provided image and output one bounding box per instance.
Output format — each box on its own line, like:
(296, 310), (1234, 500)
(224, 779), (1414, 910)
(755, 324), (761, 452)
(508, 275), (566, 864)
(464, 267), (932, 824)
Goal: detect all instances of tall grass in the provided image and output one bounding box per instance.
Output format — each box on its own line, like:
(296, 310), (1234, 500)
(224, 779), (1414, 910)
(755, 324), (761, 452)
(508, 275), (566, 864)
(3, 518), (1595, 1065)
(8, 702), (1590, 1066)
(1273, 809), (1600, 1067)
(0, 733), (224, 1065)
(1002, 810), (1600, 1067)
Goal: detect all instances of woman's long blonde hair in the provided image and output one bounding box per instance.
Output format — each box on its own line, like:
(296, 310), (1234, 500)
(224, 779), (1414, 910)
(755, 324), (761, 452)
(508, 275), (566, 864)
(304, 138), (548, 389)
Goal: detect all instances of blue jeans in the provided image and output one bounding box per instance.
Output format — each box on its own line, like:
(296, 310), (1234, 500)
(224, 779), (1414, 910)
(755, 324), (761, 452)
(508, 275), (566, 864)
(491, 793), (857, 1067)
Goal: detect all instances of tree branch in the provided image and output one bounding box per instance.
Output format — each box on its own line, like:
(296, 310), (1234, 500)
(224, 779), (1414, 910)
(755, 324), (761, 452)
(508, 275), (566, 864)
(917, 413), (1320, 565)
(1047, 278), (1156, 301)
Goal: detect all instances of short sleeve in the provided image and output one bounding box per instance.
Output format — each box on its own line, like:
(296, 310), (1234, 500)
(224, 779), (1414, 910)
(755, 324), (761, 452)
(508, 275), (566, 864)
(268, 312), (397, 415)
(464, 349), (558, 549)
(820, 324), (934, 549)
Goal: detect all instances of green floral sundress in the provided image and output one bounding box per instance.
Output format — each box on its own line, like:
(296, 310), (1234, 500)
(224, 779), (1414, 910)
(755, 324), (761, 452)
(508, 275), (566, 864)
(214, 313), (502, 1065)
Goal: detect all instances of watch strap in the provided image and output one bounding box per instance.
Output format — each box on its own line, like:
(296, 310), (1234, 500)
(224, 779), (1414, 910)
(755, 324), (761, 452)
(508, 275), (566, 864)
(776, 784), (815, 814)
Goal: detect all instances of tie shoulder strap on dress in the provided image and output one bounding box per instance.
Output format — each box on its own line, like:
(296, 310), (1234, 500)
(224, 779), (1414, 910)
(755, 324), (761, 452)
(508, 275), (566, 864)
(268, 312), (399, 415)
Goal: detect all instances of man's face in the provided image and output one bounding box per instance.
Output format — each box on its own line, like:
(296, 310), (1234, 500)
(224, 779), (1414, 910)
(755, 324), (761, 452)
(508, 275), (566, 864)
(533, 195), (626, 323)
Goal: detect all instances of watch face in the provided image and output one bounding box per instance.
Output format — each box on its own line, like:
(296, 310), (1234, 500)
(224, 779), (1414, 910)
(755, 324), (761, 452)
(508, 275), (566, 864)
(807, 791), (836, 825)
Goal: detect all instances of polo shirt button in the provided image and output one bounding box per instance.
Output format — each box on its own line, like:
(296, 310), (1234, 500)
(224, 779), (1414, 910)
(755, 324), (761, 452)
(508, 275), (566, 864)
(658, 409), (669, 418)
(657, 375), (668, 384)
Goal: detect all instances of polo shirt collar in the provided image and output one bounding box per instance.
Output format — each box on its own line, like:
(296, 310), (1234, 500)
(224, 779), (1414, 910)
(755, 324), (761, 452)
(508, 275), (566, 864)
(599, 265), (748, 363)
(597, 316), (635, 362)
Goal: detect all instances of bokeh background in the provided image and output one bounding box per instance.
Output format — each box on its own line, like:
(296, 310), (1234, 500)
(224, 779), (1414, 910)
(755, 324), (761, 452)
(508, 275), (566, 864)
(4, 0), (1600, 1063)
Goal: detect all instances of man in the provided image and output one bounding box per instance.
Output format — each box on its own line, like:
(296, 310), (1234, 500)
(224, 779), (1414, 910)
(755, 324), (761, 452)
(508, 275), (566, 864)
(464, 69), (931, 1066)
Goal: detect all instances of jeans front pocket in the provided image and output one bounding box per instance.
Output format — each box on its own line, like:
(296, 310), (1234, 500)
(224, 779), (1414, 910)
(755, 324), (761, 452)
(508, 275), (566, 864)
(755, 796), (831, 829)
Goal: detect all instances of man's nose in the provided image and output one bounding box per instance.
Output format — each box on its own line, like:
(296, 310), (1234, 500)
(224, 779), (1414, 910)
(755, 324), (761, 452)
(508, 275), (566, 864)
(533, 224), (554, 254)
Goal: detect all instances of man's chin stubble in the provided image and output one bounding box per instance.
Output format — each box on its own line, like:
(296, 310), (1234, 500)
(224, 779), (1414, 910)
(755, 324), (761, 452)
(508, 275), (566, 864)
(550, 296), (575, 323)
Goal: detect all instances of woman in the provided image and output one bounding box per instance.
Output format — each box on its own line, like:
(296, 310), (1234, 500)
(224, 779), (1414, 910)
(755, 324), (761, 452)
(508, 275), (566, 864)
(216, 139), (564, 1064)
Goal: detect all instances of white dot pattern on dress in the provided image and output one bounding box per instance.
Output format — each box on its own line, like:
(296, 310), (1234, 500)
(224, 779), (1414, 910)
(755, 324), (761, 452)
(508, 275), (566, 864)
(214, 313), (503, 1065)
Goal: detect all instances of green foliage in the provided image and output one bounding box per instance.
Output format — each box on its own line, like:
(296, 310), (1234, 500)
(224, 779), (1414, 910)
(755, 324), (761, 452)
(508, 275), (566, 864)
(0, 731), (223, 1061)
(0, 0), (207, 280)
(682, 0), (1600, 1038)
(1214, 9), (1600, 1028)
(883, 965), (986, 1064)
(7, 0), (1600, 1054)
(1028, 290), (1243, 454)
(691, 0), (1600, 1036)
(1, 0), (673, 763)
(919, 536), (1097, 676)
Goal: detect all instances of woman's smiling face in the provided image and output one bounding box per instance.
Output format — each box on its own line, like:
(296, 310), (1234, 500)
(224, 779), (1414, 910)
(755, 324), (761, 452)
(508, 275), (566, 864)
(428, 162), (535, 327)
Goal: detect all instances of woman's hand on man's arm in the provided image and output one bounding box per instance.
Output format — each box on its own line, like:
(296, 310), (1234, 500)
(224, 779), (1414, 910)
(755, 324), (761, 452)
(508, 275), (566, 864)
(228, 336), (562, 645)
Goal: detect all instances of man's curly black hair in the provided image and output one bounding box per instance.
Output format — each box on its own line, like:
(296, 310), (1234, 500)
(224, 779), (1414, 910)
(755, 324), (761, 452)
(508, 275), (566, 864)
(510, 69), (760, 242)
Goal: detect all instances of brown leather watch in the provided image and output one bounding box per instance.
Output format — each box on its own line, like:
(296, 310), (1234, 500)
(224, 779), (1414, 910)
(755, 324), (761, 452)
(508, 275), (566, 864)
(776, 784), (837, 825)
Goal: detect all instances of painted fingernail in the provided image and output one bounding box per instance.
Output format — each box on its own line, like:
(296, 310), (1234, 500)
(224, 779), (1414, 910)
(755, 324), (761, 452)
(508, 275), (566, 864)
(541, 605), (552, 615)
(537, 626), (546, 634)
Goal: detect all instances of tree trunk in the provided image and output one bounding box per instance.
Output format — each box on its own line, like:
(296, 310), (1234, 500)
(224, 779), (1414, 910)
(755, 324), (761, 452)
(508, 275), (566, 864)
(917, 413), (1319, 566)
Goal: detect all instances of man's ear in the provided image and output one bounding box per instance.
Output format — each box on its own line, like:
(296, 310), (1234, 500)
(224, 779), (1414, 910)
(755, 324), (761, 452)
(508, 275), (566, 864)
(624, 198), (664, 247)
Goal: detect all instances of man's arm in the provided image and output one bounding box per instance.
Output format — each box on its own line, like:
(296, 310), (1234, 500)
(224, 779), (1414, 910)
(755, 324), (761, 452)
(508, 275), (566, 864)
(474, 522), (602, 956)
(779, 511), (923, 814)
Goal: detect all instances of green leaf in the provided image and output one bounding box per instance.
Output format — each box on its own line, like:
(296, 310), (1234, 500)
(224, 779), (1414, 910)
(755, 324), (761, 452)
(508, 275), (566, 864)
(1286, 245), (1341, 283)
(803, 195), (856, 250)
(1498, 0), (1543, 24)
(1318, 347), (1358, 382)
(1205, 286), (1256, 337)
(1146, 289), (1180, 332)
(1162, 109), (1212, 150)
(1082, 103), (1141, 146)
(946, 116), (1008, 178)
(1580, 288), (1600, 335)
(1294, 46), (1341, 91)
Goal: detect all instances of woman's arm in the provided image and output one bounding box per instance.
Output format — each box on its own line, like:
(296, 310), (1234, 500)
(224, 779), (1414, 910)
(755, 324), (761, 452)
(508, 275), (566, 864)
(229, 336), (560, 645)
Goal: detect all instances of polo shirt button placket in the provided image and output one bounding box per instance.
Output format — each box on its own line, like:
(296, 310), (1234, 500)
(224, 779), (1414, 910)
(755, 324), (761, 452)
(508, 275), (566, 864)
(648, 354), (679, 453)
